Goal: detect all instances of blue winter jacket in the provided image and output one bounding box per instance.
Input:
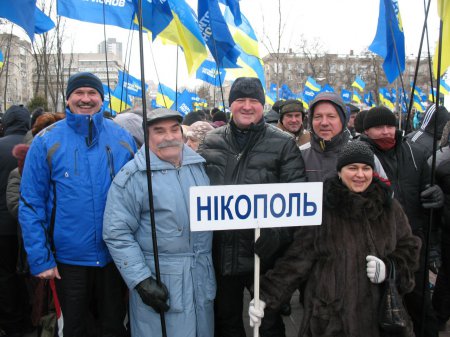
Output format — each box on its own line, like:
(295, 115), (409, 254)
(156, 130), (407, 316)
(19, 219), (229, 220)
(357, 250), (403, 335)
(103, 145), (215, 337)
(19, 107), (136, 275)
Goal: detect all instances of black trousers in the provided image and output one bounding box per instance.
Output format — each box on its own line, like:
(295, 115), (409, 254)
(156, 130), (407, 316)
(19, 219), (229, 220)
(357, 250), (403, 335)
(432, 236), (450, 325)
(0, 235), (29, 334)
(55, 262), (127, 337)
(404, 244), (439, 337)
(214, 274), (285, 337)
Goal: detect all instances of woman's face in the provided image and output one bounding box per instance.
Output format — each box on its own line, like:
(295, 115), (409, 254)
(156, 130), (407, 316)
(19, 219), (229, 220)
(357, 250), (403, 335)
(339, 163), (373, 193)
(186, 136), (200, 152)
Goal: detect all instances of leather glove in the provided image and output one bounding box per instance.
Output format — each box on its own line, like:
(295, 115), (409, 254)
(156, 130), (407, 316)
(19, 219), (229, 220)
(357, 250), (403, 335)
(249, 299), (266, 328)
(420, 184), (444, 209)
(254, 229), (280, 261)
(366, 255), (386, 284)
(135, 277), (170, 313)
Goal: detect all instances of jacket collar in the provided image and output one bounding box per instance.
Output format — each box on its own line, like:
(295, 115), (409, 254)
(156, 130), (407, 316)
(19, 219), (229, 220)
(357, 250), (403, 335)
(135, 144), (205, 171)
(310, 128), (351, 152)
(65, 106), (104, 141)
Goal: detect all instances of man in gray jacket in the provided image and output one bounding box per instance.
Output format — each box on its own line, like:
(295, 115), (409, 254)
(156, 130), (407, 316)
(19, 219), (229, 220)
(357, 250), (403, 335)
(103, 108), (214, 337)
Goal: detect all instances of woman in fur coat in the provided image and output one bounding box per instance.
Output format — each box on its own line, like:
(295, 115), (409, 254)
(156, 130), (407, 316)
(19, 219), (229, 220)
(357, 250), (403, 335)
(249, 141), (421, 337)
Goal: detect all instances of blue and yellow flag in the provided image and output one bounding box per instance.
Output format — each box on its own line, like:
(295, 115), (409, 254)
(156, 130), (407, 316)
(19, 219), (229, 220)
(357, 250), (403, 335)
(198, 0), (240, 68)
(352, 90), (362, 104)
(223, 8), (265, 85)
(433, 0), (450, 77)
(156, 83), (176, 109)
(58, 0), (136, 29)
(322, 84), (335, 93)
(0, 50), (4, 69)
(149, 0), (208, 75)
(0, 0), (36, 41)
(413, 95), (425, 112)
(440, 79), (450, 95)
(369, 0), (405, 83)
(379, 88), (394, 109)
(111, 85), (132, 113)
(138, 0), (172, 40)
(351, 76), (366, 92)
(305, 77), (321, 92)
(364, 92), (376, 107)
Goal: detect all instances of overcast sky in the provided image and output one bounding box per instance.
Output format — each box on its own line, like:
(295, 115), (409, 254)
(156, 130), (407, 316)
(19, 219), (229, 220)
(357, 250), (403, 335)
(2, 0), (443, 88)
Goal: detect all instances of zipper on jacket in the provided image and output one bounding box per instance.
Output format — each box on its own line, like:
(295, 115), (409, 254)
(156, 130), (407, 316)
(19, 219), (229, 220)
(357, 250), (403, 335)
(86, 116), (93, 147)
(106, 146), (115, 180)
(74, 149), (79, 175)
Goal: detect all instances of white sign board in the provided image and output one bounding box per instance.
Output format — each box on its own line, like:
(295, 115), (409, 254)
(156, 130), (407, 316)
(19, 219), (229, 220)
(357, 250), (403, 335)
(190, 182), (323, 231)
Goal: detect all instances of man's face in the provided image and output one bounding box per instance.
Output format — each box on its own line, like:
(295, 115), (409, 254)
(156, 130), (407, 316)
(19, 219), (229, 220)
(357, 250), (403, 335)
(347, 113), (357, 128)
(66, 87), (102, 115)
(281, 112), (303, 133)
(364, 125), (396, 140)
(148, 119), (184, 166)
(230, 98), (264, 129)
(311, 102), (343, 140)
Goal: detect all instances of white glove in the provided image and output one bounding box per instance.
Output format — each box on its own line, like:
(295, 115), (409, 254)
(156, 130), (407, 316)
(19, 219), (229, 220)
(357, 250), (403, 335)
(366, 255), (386, 284)
(249, 299), (266, 328)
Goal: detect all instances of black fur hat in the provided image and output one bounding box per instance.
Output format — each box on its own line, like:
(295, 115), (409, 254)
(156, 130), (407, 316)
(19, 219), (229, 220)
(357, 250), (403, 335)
(336, 141), (375, 171)
(363, 106), (396, 130)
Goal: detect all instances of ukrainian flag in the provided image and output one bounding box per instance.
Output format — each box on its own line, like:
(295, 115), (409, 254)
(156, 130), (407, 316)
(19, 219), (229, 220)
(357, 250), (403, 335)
(352, 90), (362, 104)
(141, 0), (208, 75)
(110, 85), (132, 114)
(351, 76), (366, 92)
(156, 83), (176, 109)
(440, 79), (450, 95)
(413, 96), (425, 112)
(305, 77), (321, 92)
(0, 50), (3, 69)
(433, 0), (450, 78)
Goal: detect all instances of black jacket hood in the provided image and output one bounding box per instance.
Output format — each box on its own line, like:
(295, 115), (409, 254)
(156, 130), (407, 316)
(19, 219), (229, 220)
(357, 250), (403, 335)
(2, 105), (30, 136)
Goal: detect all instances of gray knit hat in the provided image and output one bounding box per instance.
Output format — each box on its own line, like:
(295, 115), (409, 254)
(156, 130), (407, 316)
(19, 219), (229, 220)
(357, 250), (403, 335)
(309, 92), (347, 126)
(336, 141), (375, 171)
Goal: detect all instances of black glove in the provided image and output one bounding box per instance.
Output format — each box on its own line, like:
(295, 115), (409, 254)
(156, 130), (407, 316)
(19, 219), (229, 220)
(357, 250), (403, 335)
(135, 277), (170, 313)
(254, 229), (280, 261)
(420, 184), (444, 209)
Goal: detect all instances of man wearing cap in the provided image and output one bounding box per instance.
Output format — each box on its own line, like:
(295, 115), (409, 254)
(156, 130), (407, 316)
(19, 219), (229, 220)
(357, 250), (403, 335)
(19, 72), (136, 336)
(360, 106), (443, 337)
(199, 77), (306, 337)
(103, 108), (214, 337)
(300, 91), (351, 182)
(276, 99), (310, 146)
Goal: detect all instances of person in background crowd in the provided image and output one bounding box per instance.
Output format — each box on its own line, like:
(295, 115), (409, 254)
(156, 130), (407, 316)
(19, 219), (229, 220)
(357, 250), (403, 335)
(300, 92), (351, 182)
(0, 105), (31, 337)
(103, 108), (215, 337)
(249, 141), (421, 337)
(186, 121), (214, 152)
(406, 104), (450, 157)
(212, 110), (228, 128)
(360, 106), (444, 337)
(23, 107), (45, 144)
(113, 107), (145, 148)
(19, 72), (136, 337)
(353, 109), (368, 138)
(264, 100), (283, 125)
(183, 110), (207, 126)
(199, 77), (306, 337)
(431, 142), (450, 330)
(346, 104), (360, 137)
(276, 99), (310, 146)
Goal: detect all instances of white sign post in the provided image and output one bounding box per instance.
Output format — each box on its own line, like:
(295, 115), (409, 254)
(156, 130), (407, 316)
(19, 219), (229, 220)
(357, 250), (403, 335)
(190, 182), (323, 337)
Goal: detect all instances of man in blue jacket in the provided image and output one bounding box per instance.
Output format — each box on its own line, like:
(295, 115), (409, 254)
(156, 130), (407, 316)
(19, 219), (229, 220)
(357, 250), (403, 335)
(19, 72), (136, 337)
(103, 108), (215, 337)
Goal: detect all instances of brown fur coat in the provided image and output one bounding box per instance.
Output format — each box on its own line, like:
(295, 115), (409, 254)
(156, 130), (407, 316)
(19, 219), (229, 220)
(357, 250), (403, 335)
(260, 176), (421, 337)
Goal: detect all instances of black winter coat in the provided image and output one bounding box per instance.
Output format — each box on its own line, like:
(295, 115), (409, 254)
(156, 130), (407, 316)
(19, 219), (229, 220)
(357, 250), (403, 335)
(0, 106), (29, 236)
(360, 131), (430, 237)
(199, 120), (306, 275)
(260, 176), (421, 337)
(435, 146), (450, 243)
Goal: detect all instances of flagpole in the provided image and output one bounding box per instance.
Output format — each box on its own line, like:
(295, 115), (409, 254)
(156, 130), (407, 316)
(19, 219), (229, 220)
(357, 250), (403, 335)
(175, 47), (179, 111)
(420, 16), (444, 337)
(136, 1), (167, 335)
(423, 0), (435, 103)
(405, 0), (432, 133)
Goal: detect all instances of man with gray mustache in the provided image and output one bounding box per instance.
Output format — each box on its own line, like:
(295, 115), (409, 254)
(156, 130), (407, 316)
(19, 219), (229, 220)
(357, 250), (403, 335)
(103, 108), (215, 337)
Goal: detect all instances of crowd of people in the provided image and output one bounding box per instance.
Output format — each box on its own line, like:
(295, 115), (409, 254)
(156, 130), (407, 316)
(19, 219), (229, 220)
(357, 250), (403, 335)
(0, 72), (449, 337)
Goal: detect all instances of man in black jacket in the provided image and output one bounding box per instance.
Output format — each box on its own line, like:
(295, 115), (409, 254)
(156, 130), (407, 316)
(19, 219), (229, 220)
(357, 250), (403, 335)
(361, 106), (444, 337)
(199, 77), (306, 337)
(0, 105), (30, 336)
